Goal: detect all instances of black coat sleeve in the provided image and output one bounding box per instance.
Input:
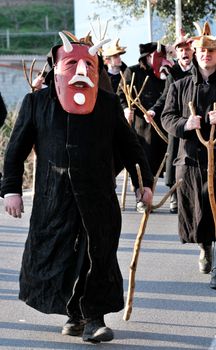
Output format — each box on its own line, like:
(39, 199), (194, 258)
(151, 74), (174, 117)
(161, 82), (190, 139)
(0, 93), (7, 127)
(113, 96), (154, 189)
(1, 93), (35, 197)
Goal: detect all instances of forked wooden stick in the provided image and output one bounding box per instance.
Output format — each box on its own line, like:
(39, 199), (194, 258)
(123, 160), (182, 321)
(119, 72), (162, 210)
(188, 101), (216, 235)
(120, 71), (136, 210)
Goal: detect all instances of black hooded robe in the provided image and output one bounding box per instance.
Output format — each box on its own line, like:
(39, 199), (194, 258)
(1, 86), (153, 317)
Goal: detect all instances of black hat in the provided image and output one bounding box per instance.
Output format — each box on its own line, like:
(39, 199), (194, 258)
(138, 42), (166, 61)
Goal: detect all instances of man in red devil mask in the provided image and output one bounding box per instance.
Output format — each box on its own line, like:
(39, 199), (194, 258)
(118, 42), (173, 212)
(1, 32), (153, 343)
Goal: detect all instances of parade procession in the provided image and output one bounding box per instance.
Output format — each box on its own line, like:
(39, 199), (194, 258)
(0, 0), (216, 349)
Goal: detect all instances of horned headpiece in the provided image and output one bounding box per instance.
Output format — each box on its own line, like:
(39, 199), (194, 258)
(173, 28), (193, 49)
(50, 31), (110, 66)
(58, 31), (110, 57)
(192, 21), (216, 49)
(53, 31), (110, 115)
(102, 38), (126, 57)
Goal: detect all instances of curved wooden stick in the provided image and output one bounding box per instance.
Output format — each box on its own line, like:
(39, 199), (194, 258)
(131, 76), (149, 107)
(123, 162), (182, 321)
(123, 201), (150, 321)
(119, 72), (135, 210)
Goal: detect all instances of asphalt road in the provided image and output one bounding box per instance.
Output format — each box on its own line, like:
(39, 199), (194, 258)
(0, 173), (215, 350)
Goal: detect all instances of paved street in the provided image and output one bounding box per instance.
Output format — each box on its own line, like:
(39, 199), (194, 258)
(0, 173), (216, 350)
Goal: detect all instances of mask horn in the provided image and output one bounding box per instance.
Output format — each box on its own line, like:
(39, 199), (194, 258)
(59, 31), (73, 53)
(157, 41), (161, 52)
(88, 38), (111, 56)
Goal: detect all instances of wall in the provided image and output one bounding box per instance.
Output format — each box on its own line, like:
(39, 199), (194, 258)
(0, 55), (46, 111)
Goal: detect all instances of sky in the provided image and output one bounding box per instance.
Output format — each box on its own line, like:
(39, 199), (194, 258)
(74, 0), (161, 66)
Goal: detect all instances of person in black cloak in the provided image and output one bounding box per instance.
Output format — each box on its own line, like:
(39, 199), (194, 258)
(161, 22), (216, 289)
(118, 41), (173, 212)
(148, 30), (194, 213)
(1, 31), (154, 343)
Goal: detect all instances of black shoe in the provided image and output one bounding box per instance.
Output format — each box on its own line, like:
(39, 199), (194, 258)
(170, 206), (178, 214)
(62, 315), (85, 336)
(82, 317), (114, 343)
(210, 268), (216, 289)
(170, 191), (178, 213)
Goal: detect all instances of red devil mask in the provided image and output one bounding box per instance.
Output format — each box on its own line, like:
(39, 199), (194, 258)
(150, 42), (173, 79)
(54, 32), (110, 114)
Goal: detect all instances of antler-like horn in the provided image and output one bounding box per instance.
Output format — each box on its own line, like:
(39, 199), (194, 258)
(183, 33), (190, 39)
(157, 41), (161, 52)
(62, 30), (79, 42)
(88, 38), (111, 56)
(59, 31), (73, 53)
(193, 22), (202, 36)
(202, 21), (211, 35)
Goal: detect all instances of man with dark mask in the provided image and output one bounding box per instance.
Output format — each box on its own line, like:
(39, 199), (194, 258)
(118, 42), (172, 212)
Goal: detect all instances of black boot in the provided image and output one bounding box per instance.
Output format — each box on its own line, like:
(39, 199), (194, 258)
(210, 268), (216, 289)
(210, 244), (216, 289)
(62, 312), (86, 336)
(198, 243), (212, 274)
(82, 316), (114, 343)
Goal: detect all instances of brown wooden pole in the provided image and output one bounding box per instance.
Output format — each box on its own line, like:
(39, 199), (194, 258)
(123, 162), (182, 321)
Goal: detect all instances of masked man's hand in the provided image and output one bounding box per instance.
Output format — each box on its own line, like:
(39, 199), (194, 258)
(136, 187), (153, 208)
(124, 107), (134, 125)
(4, 194), (24, 218)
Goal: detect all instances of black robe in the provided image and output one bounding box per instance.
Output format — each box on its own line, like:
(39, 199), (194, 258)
(1, 86), (153, 317)
(161, 64), (216, 244)
(152, 62), (192, 186)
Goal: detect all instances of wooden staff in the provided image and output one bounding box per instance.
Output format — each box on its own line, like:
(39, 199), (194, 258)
(22, 58), (36, 91)
(188, 101), (216, 236)
(22, 60), (48, 93)
(123, 161), (182, 321)
(120, 71), (135, 210)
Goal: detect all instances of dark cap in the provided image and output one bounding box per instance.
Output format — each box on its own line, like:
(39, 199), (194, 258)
(139, 42), (166, 61)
